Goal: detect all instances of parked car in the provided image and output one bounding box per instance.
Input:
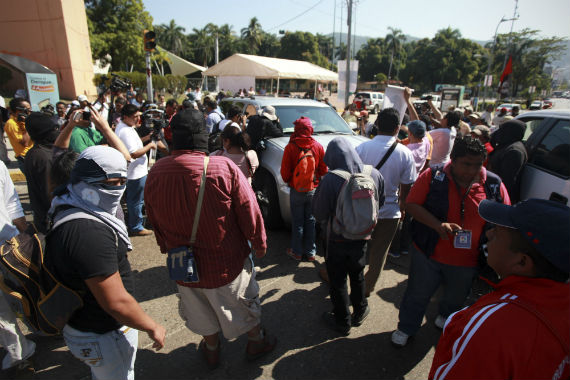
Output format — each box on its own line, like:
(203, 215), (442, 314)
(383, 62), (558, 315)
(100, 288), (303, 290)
(220, 96), (368, 227)
(413, 94), (442, 110)
(495, 103), (518, 114)
(514, 109), (570, 205)
(542, 99), (553, 109)
(353, 91), (384, 114)
(528, 100), (543, 110)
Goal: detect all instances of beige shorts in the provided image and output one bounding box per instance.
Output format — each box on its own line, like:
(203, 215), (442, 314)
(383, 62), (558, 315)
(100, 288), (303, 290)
(177, 257), (261, 340)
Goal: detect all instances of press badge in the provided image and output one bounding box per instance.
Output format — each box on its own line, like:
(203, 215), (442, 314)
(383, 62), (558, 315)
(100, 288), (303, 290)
(453, 230), (472, 249)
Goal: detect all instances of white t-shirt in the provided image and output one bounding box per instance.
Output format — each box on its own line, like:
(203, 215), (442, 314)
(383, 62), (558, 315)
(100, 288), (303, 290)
(356, 135), (417, 219)
(218, 119), (231, 132)
(93, 101), (109, 122)
(429, 127), (457, 167)
(0, 161), (24, 244)
(115, 121), (148, 180)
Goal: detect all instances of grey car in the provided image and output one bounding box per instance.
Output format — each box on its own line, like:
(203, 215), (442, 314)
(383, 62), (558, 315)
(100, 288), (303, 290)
(220, 96), (368, 228)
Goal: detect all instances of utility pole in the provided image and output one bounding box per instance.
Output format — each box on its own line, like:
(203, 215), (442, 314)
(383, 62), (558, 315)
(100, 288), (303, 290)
(331, 0), (336, 63)
(215, 34), (219, 92)
(502, 0), (519, 100)
(344, 0), (352, 107)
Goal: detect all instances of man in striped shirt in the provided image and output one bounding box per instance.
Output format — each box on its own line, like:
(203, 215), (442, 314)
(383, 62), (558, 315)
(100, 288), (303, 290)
(144, 109), (276, 369)
(429, 199), (569, 380)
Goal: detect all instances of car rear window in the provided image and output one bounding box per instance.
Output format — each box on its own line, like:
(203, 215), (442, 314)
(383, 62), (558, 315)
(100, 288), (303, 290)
(528, 119), (570, 178)
(355, 93), (371, 99)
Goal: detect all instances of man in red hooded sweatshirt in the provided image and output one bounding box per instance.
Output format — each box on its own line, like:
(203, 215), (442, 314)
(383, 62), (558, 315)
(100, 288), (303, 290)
(280, 117), (327, 261)
(429, 199), (570, 380)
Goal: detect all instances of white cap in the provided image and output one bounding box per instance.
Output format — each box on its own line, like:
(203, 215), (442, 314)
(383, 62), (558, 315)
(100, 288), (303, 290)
(77, 95), (88, 102)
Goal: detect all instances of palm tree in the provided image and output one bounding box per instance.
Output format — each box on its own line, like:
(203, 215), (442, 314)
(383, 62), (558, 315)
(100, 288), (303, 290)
(192, 26), (214, 67)
(152, 49), (171, 76)
(385, 27), (405, 79)
(160, 19), (186, 55)
(241, 17), (262, 54)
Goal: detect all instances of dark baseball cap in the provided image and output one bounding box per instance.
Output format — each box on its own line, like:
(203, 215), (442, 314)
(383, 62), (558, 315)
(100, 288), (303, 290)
(407, 120), (426, 138)
(478, 199), (570, 274)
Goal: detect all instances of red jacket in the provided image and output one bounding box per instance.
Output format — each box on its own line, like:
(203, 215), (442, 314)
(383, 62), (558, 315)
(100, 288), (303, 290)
(430, 276), (570, 380)
(280, 121), (327, 187)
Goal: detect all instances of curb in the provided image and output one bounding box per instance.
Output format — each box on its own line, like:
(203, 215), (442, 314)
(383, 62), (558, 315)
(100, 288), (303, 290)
(9, 170), (26, 183)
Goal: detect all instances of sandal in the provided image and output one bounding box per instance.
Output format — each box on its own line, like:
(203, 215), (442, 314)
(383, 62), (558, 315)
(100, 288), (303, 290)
(199, 339), (220, 369)
(246, 329), (277, 361)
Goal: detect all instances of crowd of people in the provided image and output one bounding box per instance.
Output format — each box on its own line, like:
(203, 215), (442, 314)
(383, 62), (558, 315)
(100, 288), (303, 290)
(0, 84), (568, 380)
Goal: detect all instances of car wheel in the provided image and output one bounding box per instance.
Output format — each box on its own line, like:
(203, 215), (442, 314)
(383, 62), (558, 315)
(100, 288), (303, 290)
(253, 170), (283, 229)
(373, 104), (379, 114)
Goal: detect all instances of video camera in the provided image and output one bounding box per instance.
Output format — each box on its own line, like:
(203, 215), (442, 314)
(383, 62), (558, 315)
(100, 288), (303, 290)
(141, 105), (168, 151)
(99, 74), (132, 94)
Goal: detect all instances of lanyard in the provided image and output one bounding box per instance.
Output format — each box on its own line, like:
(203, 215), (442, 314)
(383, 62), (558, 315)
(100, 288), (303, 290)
(454, 181), (473, 226)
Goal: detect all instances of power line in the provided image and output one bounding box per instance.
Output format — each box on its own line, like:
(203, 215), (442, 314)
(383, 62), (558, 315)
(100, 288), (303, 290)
(267, 0), (326, 32)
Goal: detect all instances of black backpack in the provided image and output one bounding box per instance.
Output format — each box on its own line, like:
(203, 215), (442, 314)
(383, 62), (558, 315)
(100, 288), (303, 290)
(208, 120), (223, 153)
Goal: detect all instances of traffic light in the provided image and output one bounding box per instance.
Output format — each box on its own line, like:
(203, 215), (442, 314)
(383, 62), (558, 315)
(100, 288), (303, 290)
(143, 30), (156, 52)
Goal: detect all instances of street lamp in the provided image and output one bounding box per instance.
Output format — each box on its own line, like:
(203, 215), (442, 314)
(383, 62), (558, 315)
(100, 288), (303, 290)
(482, 16), (518, 106)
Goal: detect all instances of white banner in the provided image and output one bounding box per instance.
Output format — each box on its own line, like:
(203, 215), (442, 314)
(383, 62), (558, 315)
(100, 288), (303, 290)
(337, 60), (359, 103)
(383, 85), (411, 126)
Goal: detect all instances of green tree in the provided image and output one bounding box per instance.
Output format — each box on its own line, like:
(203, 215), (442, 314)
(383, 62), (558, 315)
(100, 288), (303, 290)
(356, 38), (387, 81)
(85, 0), (153, 72)
(278, 31), (331, 68)
(241, 17), (262, 54)
(490, 29), (566, 97)
(157, 19), (185, 56)
(385, 27), (405, 79)
(258, 32), (281, 57)
(192, 24), (215, 67)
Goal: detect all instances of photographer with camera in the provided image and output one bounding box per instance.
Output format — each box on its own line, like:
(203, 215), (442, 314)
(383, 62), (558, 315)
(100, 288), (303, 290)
(4, 98), (33, 175)
(68, 102), (106, 154)
(358, 110), (375, 137)
(115, 104), (155, 236)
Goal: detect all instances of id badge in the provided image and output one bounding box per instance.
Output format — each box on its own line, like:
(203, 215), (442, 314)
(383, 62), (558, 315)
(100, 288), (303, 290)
(453, 230), (472, 249)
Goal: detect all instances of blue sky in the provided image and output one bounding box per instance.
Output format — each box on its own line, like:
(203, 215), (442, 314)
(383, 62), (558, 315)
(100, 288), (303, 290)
(143, 0), (569, 41)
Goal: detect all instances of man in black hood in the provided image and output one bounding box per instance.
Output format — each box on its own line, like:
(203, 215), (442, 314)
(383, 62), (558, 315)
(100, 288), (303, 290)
(312, 137), (384, 335)
(24, 112), (60, 232)
(488, 120), (528, 202)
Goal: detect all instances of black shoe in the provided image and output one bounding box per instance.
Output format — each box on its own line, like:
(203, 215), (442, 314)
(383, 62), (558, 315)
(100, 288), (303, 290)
(322, 312), (350, 336)
(351, 305), (370, 327)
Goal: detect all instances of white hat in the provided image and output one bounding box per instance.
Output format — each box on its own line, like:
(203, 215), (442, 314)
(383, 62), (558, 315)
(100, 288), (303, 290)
(261, 105), (277, 121)
(77, 95), (88, 102)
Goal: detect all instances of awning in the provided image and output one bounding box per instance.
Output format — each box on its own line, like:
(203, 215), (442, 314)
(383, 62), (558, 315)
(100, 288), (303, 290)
(157, 47), (206, 76)
(203, 54), (338, 82)
(0, 52), (54, 74)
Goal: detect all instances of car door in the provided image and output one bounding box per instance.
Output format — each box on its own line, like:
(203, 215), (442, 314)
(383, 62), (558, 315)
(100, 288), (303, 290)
(519, 117), (570, 205)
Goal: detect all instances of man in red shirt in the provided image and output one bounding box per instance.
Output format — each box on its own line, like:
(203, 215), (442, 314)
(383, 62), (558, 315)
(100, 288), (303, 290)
(144, 109), (276, 368)
(430, 199), (569, 380)
(391, 136), (510, 347)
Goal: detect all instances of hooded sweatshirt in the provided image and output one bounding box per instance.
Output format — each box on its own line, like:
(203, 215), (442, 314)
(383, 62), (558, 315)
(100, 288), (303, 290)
(488, 120), (528, 202)
(280, 117), (327, 187)
(312, 137), (385, 241)
(430, 275), (570, 380)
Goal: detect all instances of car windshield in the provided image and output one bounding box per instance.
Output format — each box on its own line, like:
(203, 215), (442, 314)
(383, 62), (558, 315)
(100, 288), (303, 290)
(274, 105), (353, 134)
(355, 93), (371, 98)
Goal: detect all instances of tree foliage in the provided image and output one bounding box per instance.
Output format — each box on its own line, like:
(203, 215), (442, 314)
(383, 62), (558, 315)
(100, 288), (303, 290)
(85, 0), (153, 72)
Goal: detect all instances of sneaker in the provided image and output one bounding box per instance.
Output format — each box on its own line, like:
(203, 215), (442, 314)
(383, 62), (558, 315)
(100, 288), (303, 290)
(246, 329), (277, 361)
(199, 339), (221, 369)
(434, 315), (447, 329)
(391, 329), (410, 347)
(4, 359), (35, 378)
(286, 248), (302, 261)
(351, 305), (370, 327)
(322, 311), (350, 336)
(389, 251), (401, 258)
(131, 228), (153, 237)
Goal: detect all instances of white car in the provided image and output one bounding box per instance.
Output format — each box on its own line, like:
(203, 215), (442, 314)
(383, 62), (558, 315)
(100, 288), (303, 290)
(353, 91), (384, 114)
(220, 96), (368, 228)
(515, 110), (570, 205)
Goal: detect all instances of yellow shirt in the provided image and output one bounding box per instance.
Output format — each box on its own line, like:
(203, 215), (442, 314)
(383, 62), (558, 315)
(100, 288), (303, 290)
(4, 116), (33, 158)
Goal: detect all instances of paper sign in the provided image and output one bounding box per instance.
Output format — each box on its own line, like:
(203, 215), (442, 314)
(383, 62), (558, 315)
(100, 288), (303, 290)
(25, 73), (60, 111)
(383, 85), (411, 125)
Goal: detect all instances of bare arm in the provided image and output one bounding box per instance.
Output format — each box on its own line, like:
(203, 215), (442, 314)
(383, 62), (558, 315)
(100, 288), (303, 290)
(12, 216), (28, 233)
(19, 131), (32, 147)
(54, 110), (88, 150)
(406, 203), (461, 240)
(85, 272), (165, 350)
(404, 87), (419, 121)
(130, 142), (156, 159)
(88, 104), (132, 162)
(428, 99), (443, 121)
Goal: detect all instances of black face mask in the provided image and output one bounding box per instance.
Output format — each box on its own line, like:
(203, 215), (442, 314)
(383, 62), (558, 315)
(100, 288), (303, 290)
(17, 113), (28, 122)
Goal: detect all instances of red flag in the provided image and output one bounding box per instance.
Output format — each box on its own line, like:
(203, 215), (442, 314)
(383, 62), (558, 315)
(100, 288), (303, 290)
(498, 55), (513, 92)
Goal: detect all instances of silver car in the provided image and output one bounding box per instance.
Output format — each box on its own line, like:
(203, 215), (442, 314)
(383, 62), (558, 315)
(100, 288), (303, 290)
(515, 109), (570, 205)
(220, 96), (368, 228)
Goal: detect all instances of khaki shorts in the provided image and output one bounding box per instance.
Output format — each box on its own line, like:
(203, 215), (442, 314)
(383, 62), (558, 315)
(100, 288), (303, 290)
(177, 257), (261, 340)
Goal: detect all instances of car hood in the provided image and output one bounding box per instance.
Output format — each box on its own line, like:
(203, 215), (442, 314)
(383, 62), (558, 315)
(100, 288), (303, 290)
(267, 134), (368, 151)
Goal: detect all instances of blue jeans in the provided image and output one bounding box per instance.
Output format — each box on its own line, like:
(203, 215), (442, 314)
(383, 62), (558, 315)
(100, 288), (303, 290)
(397, 244), (478, 336)
(289, 188), (316, 257)
(63, 324), (138, 380)
(126, 175), (146, 232)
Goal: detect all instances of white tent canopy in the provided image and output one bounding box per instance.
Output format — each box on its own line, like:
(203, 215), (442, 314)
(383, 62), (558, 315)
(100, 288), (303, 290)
(203, 54), (338, 82)
(157, 46), (206, 76)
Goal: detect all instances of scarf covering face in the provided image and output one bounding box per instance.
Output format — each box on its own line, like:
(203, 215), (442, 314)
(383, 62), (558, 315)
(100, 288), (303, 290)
(289, 116), (314, 148)
(49, 145), (132, 250)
